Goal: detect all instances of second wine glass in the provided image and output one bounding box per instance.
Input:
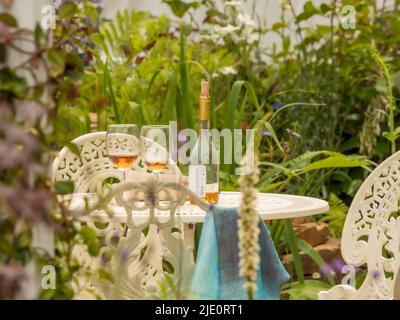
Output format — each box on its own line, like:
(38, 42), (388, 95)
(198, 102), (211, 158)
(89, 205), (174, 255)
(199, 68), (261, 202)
(140, 125), (170, 181)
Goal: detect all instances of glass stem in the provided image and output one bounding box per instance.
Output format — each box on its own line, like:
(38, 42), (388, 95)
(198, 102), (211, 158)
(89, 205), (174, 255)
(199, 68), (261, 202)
(122, 169), (128, 237)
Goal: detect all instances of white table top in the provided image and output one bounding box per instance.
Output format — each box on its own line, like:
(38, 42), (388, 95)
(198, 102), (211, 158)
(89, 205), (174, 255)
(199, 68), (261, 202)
(66, 191), (329, 223)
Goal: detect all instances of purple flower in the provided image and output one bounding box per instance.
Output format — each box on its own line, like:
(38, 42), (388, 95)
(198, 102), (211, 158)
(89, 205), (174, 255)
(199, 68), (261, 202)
(16, 100), (45, 125)
(272, 103), (284, 110)
(262, 130), (273, 137)
(119, 248), (130, 260)
(113, 228), (120, 238)
(372, 269), (381, 280)
(332, 258), (346, 273)
(320, 264), (335, 277)
(0, 264), (25, 299)
(0, 186), (53, 222)
(0, 123), (38, 170)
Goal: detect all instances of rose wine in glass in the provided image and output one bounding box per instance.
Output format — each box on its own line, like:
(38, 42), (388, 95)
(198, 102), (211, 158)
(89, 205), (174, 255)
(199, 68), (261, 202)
(106, 124), (140, 182)
(109, 153), (139, 169)
(140, 125), (170, 181)
(143, 161), (168, 172)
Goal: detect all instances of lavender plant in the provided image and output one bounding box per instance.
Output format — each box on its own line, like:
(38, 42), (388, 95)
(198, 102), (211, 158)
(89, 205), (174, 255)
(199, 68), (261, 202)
(0, 0), (104, 299)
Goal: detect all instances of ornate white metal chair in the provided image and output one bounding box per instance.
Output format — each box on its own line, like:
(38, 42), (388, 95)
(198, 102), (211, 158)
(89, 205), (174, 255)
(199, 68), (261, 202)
(319, 151), (400, 300)
(52, 132), (207, 299)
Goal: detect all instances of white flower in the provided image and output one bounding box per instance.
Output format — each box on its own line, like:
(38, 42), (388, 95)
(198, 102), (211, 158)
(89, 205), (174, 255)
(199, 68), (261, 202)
(201, 33), (219, 41)
(220, 66), (237, 75)
(248, 33), (259, 44)
(201, 33), (224, 46)
(225, 1), (241, 7)
(111, 54), (125, 64)
(237, 12), (256, 27)
(100, 52), (107, 63)
(279, 0), (292, 18)
(230, 32), (243, 44)
(214, 24), (240, 35)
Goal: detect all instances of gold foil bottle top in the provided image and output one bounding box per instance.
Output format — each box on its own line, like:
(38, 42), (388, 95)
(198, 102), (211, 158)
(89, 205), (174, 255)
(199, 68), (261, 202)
(199, 80), (210, 120)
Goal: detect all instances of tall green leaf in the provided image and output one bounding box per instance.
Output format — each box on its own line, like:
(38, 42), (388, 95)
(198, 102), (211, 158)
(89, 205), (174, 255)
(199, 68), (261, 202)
(179, 29), (194, 130)
(284, 219), (304, 284)
(221, 80), (261, 172)
(103, 61), (121, 123)
(299, 155), (369, 174)
(161, 73), (177, 124)
(223, 80), (260, 132)
(127, 101), (144, 125)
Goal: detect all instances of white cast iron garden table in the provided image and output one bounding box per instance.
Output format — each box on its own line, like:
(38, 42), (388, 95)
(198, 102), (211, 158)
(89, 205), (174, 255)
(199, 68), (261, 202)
(67, 191), (329, 223)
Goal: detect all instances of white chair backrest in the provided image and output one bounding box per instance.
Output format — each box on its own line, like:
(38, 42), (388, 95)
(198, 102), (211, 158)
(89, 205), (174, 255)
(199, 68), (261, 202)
(341, 151), (400, 299)
(52, 132), (182, 193)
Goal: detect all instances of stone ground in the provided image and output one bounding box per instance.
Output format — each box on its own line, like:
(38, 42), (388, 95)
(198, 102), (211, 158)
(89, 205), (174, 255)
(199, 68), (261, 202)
(282, 218), (343, 281)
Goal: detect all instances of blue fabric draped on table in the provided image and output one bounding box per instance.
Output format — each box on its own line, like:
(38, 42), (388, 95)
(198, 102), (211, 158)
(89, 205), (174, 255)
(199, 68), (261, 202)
(189, 206), (290, 300)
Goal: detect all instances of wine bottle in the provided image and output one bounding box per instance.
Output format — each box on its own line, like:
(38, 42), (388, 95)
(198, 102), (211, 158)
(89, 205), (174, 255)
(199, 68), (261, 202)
(189, 80), (219, 204)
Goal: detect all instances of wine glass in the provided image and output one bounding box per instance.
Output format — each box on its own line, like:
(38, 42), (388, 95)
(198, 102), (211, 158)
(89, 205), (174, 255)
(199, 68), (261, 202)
(140, 125), (170, 181)
(106, 124), (140, 182)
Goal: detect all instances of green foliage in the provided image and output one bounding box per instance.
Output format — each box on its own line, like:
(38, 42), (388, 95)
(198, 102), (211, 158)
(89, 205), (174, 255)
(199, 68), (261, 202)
(47, 49), (66, 78)
(319, 193), (349, 239)
(283, 219), (304, 284)
(281, 280), (331, 300)
(103, 61), (121, 123)
(85, 10), (217, 129)
(221, 80), (263, 173)
(54, 181), (75, 195)
(370, 45), (398, 154)
(178, 28), (194, 129)
(0, 12), (18, 27)
(296, 1), (320, 22)
(258, 151), (371, 197)
(163, 0), (199, 18)
(80, 226), (101, 256)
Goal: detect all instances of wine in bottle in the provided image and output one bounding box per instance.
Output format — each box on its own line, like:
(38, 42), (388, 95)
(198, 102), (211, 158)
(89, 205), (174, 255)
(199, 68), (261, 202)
(189, 80), (219, 204)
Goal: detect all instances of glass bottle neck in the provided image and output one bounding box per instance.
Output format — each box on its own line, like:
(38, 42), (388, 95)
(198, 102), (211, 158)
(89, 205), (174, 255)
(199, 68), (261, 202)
(200, 119), (210, 131)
